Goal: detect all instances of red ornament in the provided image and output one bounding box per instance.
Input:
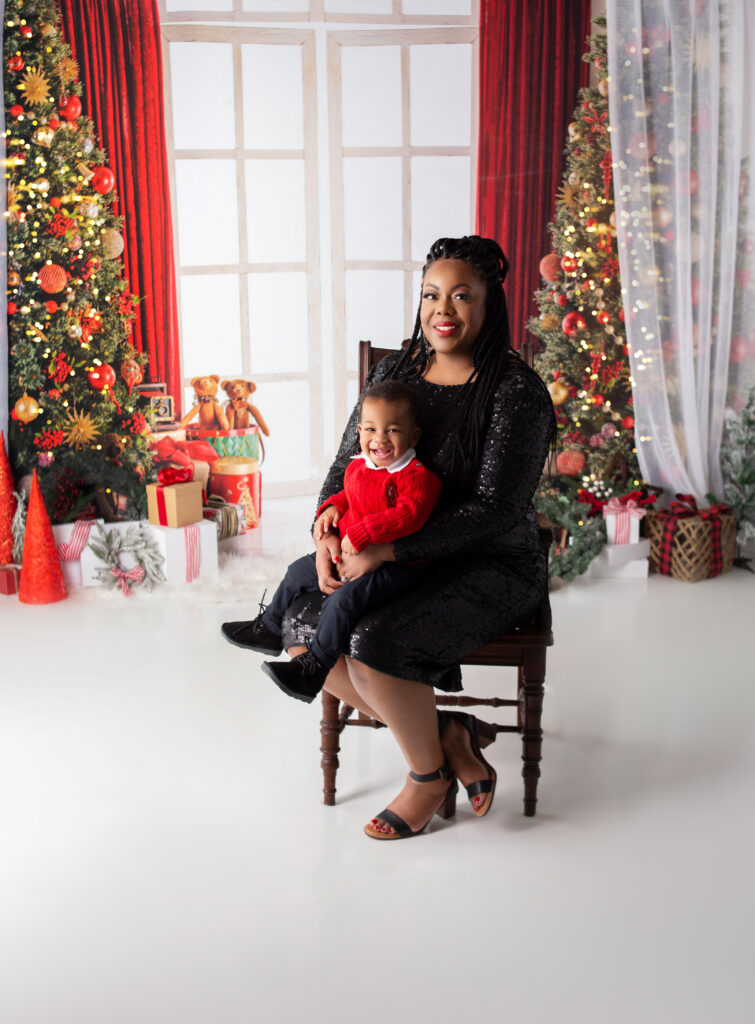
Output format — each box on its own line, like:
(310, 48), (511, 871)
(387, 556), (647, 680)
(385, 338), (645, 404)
(555, 293), (569, 308)
(91, 166), (115, 194)
(596, 311), (610, 326)
(49, 196), (62, 208)
(562, 311), (587, 336)
(592, 394), (605, 406)
(560, 255), (578, 274)
(7, 302), (17, 315)
(622, 416), (635, 429)
(47, 115), (60, 130)
(618, 308), (625, 322)
(38, 264), (68, 293)
(120, 358), (144, 396)
(10, 104), (24, 118)
(58, 95), (82, 122)
(8, 56), (24, 71)
(556, 450), (586, 477)
(45, 300), (59, 314)
(539, 253), (561, 282)
(20, 25), (32, 38)
(87, 364), (116, 391)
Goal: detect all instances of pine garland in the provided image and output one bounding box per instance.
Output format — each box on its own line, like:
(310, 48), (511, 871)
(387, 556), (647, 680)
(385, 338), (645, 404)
(537, 491), (607, 582)
(87, 522), (166, 594)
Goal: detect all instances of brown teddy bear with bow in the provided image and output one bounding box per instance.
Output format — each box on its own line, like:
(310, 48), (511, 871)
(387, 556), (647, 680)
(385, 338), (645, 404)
(222, 379), (270, 434)
(180, 375), (230, 431)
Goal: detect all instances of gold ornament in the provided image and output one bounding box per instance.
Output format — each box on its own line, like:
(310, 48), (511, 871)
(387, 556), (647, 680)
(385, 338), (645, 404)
(541, 313), (561, 331)
(6, 185), (22, 223)
(8, 270), (21, 287)
(14, 394), (40, 423)
(556, 182), (579, 209)
(597, 79), (609, 97)
(20, 67), (51, 107)
(100, 228), (125, 259)
(32, 176), (50, 193)
(57, 56), (79, 86)
(567, 121), (581, 141)
(548, 381), (569, 406)
(31, 125), (54, 147)
(41, 23), (57, 37)
(63, 408), (99, 450)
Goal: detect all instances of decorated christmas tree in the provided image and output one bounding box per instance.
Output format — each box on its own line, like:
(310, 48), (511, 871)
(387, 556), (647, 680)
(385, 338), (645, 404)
(527, 21), (650, 579)
(4, 0), (152, 523)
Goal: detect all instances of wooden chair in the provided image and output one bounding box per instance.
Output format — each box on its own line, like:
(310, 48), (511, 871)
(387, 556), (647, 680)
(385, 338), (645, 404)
(320, 340), (555, 816)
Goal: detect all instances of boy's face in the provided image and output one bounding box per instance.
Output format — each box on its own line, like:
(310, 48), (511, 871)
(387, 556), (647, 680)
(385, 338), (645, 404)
(357, 398), (420, 468)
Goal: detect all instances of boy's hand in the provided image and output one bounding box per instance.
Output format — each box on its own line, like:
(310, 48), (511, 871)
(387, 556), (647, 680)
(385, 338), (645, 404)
(341, 534), (358, 556)
(314, 506), (340, 540)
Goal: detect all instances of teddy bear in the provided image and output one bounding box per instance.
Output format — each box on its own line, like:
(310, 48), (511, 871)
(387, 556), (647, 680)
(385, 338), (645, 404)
(180, 375), (230, 431)
(221, 379), (270, 434)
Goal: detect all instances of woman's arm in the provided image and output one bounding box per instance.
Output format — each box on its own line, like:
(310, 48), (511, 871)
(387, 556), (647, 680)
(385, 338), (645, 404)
(392, 366), (555, 563)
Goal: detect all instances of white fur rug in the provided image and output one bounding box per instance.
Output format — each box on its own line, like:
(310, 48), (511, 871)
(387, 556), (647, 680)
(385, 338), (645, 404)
(67, 544), (304, 605)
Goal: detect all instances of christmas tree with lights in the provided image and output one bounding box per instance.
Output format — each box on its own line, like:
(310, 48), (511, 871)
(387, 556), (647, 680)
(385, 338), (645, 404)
(4, 0), (152, 523)
(527, 22), (649, 579)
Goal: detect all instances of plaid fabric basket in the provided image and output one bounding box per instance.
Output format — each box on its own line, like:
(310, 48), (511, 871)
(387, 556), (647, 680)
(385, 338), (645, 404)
(645, 494), (736, 582)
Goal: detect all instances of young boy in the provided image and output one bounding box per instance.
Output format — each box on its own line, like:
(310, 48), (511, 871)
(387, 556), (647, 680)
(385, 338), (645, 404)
(221, 380), (441, 703)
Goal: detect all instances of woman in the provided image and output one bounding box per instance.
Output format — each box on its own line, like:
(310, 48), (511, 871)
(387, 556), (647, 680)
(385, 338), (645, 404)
(283, 235), (555, 840)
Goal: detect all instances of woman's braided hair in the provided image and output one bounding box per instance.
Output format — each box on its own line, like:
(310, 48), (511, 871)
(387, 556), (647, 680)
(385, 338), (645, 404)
(387, 235), (516, 485)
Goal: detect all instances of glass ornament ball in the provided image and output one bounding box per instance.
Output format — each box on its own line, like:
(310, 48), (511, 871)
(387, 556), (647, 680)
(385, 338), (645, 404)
(58, 95), (82, 122)
(548, 380), (569, 406)
(14, 394), (40, 423)
(561, 311), (587, 336)
(38, 264), (68, 293)
(91, 166), (116, 194)
(88, 364), (116, 391)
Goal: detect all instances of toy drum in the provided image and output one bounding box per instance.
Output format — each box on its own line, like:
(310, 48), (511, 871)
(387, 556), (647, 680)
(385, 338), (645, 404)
(208, 456), (261, 527)
(188, 425), (263, 462)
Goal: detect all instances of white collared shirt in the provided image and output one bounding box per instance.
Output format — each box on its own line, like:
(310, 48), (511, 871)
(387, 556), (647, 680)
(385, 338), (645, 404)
(351, 447), (417, 473)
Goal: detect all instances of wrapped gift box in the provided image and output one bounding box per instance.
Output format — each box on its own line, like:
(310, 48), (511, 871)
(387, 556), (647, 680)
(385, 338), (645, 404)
(0, 564), (22, 595)
(146, 480), (204, 528)
(601, 538), (650, 566)
(208, 456), (260, 528)
(645, 495), (735, 582)
(52, 518), (100, 587)
(602, 496), (646, 544)
(589, 547), (649, 578)
(80, 519), (217, 588)
(203, 497), (247, 539)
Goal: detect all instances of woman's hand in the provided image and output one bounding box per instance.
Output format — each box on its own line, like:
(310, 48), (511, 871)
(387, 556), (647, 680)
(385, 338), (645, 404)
(314, 505), (340, 541)
(314, 530), (343, 595)
(338, 542), (394, 582)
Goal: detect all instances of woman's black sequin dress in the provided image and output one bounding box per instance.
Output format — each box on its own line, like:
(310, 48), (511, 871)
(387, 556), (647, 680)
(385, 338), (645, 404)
(281, 351), (554, 691)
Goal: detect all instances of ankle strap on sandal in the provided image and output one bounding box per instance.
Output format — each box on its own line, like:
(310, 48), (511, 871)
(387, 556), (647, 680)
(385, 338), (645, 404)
(409, 760), (453, 783)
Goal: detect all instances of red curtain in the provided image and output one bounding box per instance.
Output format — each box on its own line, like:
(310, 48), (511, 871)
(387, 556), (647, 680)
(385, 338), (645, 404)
(58, 0), (182, 412)
(477, 0), (592, 349)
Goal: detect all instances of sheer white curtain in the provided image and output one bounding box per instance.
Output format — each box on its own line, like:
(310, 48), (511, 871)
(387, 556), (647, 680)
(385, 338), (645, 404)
(606, 0), (755, 504)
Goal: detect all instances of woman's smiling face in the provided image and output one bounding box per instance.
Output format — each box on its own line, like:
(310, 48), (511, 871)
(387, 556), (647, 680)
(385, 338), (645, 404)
(420, 258), (487, 360)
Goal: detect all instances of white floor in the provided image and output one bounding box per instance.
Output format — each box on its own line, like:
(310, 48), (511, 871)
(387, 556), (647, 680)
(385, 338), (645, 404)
(1, 497), (754, 1024)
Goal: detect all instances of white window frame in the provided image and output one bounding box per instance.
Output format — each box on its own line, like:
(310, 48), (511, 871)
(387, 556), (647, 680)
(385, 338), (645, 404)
(161, 25), (323, 496)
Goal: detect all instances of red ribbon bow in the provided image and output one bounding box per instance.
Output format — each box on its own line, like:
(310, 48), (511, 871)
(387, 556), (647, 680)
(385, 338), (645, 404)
(655, 494), (732, 578)
(157, 466), (193, 486)
(110, 564), (145, 597)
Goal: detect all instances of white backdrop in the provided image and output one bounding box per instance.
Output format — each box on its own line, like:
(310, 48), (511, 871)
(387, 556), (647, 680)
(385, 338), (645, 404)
(607, 0), (755, 503)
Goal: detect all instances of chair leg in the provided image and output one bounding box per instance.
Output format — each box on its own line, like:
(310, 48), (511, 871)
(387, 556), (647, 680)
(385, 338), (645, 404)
(520, 648), (546, 817)
(320, 690), (341, 806)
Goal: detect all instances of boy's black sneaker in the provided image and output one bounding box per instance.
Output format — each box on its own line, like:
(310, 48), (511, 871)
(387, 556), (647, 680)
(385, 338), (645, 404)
(221, 615), (283, 657)
(261, 650), (329, 703)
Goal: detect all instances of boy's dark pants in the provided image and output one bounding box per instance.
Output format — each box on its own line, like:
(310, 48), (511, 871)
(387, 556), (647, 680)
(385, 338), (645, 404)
(261, 552), (428, 668)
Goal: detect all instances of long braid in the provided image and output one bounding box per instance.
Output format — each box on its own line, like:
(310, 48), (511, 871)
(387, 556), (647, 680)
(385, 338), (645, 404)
(386, 235), (526, 487)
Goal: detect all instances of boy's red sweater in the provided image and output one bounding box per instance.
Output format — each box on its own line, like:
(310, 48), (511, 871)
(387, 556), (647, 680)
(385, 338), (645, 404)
(317, 456), (441, 553)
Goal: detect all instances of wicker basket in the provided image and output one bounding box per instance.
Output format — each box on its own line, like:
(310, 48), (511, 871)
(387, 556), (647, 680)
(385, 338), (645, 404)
(645, 508), (736, 582)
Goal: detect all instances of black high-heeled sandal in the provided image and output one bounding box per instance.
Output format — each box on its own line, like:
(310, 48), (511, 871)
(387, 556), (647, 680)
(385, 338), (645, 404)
(438, 711), (497, 817)
(364, 760), (458, 841)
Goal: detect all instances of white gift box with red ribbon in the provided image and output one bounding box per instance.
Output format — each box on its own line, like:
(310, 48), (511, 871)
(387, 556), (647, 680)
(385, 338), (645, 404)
(55, 518), (218, 590)
(602, 496), (647, 544)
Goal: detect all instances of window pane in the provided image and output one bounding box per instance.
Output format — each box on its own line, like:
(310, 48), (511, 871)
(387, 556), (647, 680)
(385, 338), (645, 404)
(181, 275), (242, 380)
(345, 270), (404, 370)
(248, 272), (309, 374)
(403, 0), (470, 13)
(410, 44), (471, 147)
(170, 43), (235, 150)
(342, 46), (402, 148)
(245, 160), (307, 263)
(410, 156), (471, 261)
(326, 0), (392, 12)
(343, 157), (403, 261)
(242, 45), (304, 150)
(260, 382), (311, 483)
(243, 0), (308, 11)
(346, 378), (358, 416)
(175, 161), (239, 266)
(167, 0), (233, 11)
